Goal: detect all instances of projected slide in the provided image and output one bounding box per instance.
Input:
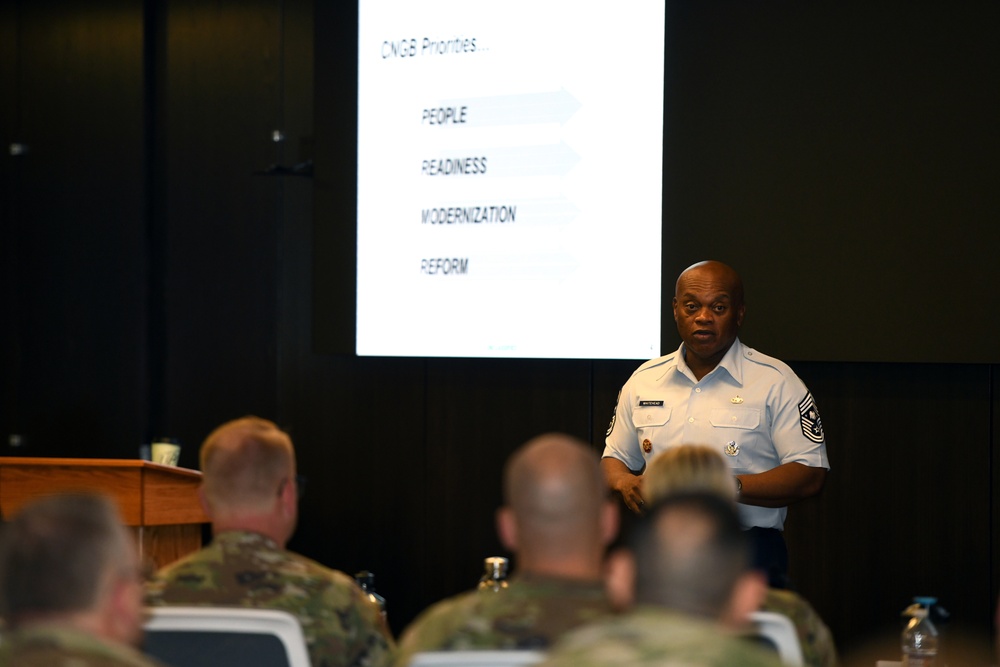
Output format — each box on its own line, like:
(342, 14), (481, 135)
(356, 0), (664, 359)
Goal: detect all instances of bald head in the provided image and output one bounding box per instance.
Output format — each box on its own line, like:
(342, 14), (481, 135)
(673, 261), (746, 378)
(200, 416), (296, 516)
(675, 260), (744, 307)
(504, 434), (605, 526)
(500, 434), (613, 576)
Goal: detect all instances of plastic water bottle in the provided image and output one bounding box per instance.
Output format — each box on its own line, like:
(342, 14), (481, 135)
(477, 556), (509, 592)
(355, 570), (387, 621)
(901, 596), (939, 667)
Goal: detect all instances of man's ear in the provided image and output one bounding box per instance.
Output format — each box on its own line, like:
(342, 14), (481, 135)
(496, 507), (518, 552)
(197, 486), (213, 519)
(600, 500), (620, 547)
(603, 547), (636, 612)
(720, 569), (767, 629)
(279, 476), (298, 516)
(103, 569), (143, 647)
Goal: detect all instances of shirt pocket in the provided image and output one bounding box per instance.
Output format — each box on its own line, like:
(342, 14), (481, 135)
(709, 407), (760, 431)
(709, 408), (761, 473)
(634, 405), (671, 429)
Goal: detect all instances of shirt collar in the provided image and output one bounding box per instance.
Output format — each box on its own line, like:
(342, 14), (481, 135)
(213, 529), (281, 551)
(511, 571), (608, 593)
(675, 337), (744, 386)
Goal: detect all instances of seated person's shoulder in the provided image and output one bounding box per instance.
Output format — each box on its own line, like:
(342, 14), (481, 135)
(541, 609), (783, 667)
(761, 588), (826, 628)
(0, 626), (168, 667)
(280, 551), (371, 598)
(398, 589), (483, 644)
(761, 588), (838, 667)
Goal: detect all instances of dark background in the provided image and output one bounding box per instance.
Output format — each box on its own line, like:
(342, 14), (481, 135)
(2, 0), (998, 659)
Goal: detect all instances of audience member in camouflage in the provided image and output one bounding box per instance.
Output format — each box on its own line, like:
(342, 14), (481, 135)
(540, 607), (782, 667)
(394, 433), (618, 666)
(542, 493), (780, 667)
(0, 493), (166, 667)
(0, 625), (166, 667)
(395, 572), (609, 661)
(642, 445), (838, 667)
(763, 587), (838, 667)
(146, 530), (390, 667)
(145, 416), (393, 667)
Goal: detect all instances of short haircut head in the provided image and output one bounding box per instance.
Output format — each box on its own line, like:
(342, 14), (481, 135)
(0, 493), (131, 624)
(502, 433), (606, 550)
(644, 444), (737, 504)
(631, 492), (750, 618)
(675, 260), (745, 310)
(200, 416), (295, 514)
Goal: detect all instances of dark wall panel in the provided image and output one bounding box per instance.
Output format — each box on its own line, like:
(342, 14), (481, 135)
(993, 365), (1000, 631)
(662, 1), (1000, 363)
(158, 1), (284, 463)
(311, 0), (357, 356)
(1, 1), (146, 457)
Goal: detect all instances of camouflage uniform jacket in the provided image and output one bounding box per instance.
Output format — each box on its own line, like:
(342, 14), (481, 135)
(762, 588), (838, 667)
(0, 624), (167, 667)
(145, 530), (394, 667)
(394, 572), (613, 667)
(538, 606), (785, 667)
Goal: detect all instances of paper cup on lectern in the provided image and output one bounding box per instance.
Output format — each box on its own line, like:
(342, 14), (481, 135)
(151, 440), (181, 466)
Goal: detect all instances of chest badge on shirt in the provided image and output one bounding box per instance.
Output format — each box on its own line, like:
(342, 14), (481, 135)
(724, 441), (740, 457)
(642, 438), (653, 453)
(731, 395), (744, 404)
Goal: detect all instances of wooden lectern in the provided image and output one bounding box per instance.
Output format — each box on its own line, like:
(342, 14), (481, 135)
(0, 457), (209, 570)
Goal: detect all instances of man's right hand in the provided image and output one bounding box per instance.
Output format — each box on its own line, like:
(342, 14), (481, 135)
(617, 475), (646, 514)
(601, 457), (646, 514)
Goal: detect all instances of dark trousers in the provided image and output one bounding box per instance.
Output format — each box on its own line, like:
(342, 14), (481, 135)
(746, 527), (789, 589)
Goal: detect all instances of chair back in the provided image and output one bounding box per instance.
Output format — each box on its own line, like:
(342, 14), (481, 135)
(748, 610), (804, 667)
(407, 650), (546, 667)
(143, 606), (311, 667)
